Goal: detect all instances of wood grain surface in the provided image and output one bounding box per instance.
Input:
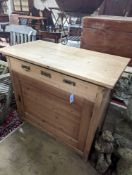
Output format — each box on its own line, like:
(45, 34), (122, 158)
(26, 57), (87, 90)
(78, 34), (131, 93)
(81, 16), (132, 66)
(5, 39), (128, 160)
(0, 40), (130, 89)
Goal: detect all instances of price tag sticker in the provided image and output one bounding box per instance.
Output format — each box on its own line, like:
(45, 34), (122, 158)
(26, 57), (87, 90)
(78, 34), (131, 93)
(70, 94), (75, 104)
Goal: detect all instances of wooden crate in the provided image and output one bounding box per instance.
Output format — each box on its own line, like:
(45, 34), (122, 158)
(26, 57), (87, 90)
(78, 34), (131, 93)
(81, 16), (132, 66)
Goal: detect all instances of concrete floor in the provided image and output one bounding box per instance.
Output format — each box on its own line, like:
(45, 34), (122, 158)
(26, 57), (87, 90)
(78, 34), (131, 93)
(0, 123), (98, 175)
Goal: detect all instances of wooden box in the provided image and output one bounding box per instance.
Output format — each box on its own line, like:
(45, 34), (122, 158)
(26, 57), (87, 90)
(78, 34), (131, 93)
(81, 16), (132, 66)
(0, 41), (129, 160)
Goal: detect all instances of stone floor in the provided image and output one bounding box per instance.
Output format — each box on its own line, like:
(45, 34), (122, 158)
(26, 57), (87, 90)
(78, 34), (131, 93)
(0, 122), (98, 175)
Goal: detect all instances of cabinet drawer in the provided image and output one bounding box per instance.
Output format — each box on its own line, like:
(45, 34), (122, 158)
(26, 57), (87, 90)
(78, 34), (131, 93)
(9, 57), (99, 102)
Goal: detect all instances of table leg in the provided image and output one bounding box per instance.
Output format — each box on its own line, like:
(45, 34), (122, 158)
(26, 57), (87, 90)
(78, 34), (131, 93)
(0, 25), (2, 32)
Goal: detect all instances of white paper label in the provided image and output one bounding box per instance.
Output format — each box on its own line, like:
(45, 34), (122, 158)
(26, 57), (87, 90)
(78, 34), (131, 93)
(70, 94), (74, 104)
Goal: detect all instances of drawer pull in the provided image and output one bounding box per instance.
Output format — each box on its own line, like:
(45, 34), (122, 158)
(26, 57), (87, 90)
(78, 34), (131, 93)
(21, 65), (30, 71)
(41, 71), (51, 78)
(18, 95), (21, 102)
(63, 79), (76, 86)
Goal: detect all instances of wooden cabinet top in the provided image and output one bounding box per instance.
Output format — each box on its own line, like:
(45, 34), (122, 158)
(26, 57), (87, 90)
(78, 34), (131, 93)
(83, 16), (132, 22)
(83, 16), (132, 32)
(0, 40), (130, 89)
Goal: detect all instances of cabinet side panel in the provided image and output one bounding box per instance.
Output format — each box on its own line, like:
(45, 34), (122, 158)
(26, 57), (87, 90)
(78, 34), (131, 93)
(83, 87), (111, 160)
(7, 57), (25, 118)
(78, 100), (94, 151)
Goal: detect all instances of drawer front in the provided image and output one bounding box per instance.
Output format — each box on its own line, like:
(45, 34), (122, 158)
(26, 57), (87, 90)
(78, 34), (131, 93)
(9, 57), (98, 102)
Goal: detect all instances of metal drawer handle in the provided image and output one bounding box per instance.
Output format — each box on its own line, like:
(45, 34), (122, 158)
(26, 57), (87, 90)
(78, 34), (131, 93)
(21, 64), (30, 72)
(63, 79), (76, 86)
(41, 71), (51, 78)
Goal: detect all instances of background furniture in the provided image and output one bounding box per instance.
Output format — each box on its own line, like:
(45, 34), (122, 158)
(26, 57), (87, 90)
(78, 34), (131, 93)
(0, 40), (129, 160)
(0, 15), (9, 22)
(81, 16), (132, 66)
(18, 15), (45, 30)
(29, 6), (40, 30)
(38, 30), (61, 43)
(5, 24), (37, 45)
(49, 7), (60, 26)
(42, 7), (55, 31)
(0, 22), (9, 32)
(29, 7), (54, 31)
(9, 14), (19, 25)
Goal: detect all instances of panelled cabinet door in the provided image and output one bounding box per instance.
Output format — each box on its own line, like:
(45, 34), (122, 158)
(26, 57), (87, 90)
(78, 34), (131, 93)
(16, 73), (94, 153)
